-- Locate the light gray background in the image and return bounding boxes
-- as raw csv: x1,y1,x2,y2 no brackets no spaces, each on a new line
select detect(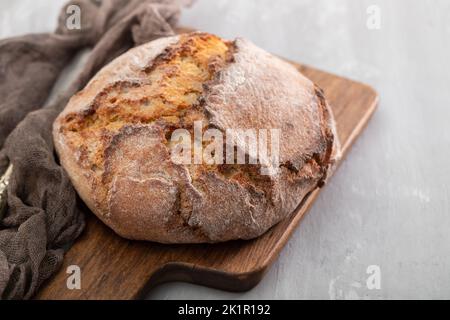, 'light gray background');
1,0,449,299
